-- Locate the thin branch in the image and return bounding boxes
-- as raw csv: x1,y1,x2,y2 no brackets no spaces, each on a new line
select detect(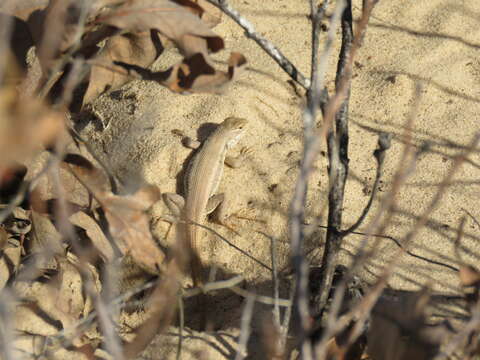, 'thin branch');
314,0,355,318
229,286,291,307
176,296,184,360
454,216,467,266
289,2,346,358
280,277,295,350
234,295,255,360
205,0,310,89
434,302,480,359
342,132,392,235
270,234,281,326
159,217,272,272
321,132,480,355
308,0,330,112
